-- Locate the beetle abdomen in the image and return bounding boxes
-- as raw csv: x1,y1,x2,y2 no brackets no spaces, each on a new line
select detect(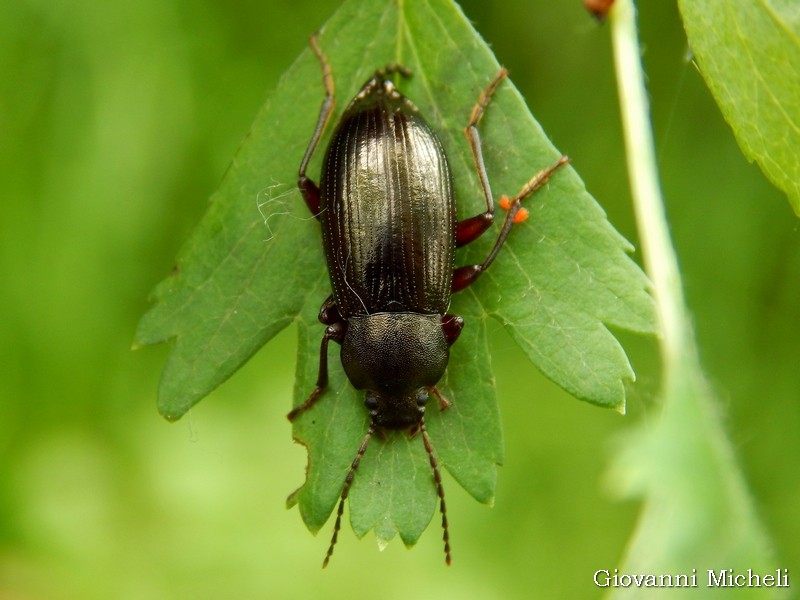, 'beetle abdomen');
320,80,455,317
